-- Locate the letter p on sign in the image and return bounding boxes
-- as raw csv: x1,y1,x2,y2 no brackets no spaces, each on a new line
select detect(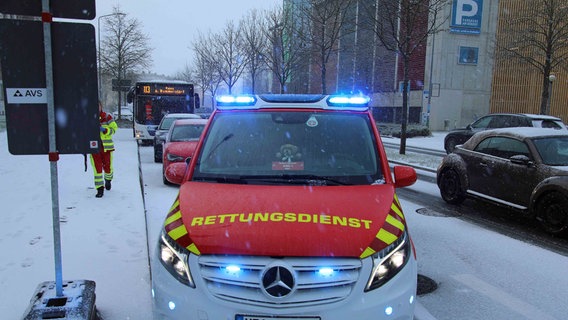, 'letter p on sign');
455,0,478,25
